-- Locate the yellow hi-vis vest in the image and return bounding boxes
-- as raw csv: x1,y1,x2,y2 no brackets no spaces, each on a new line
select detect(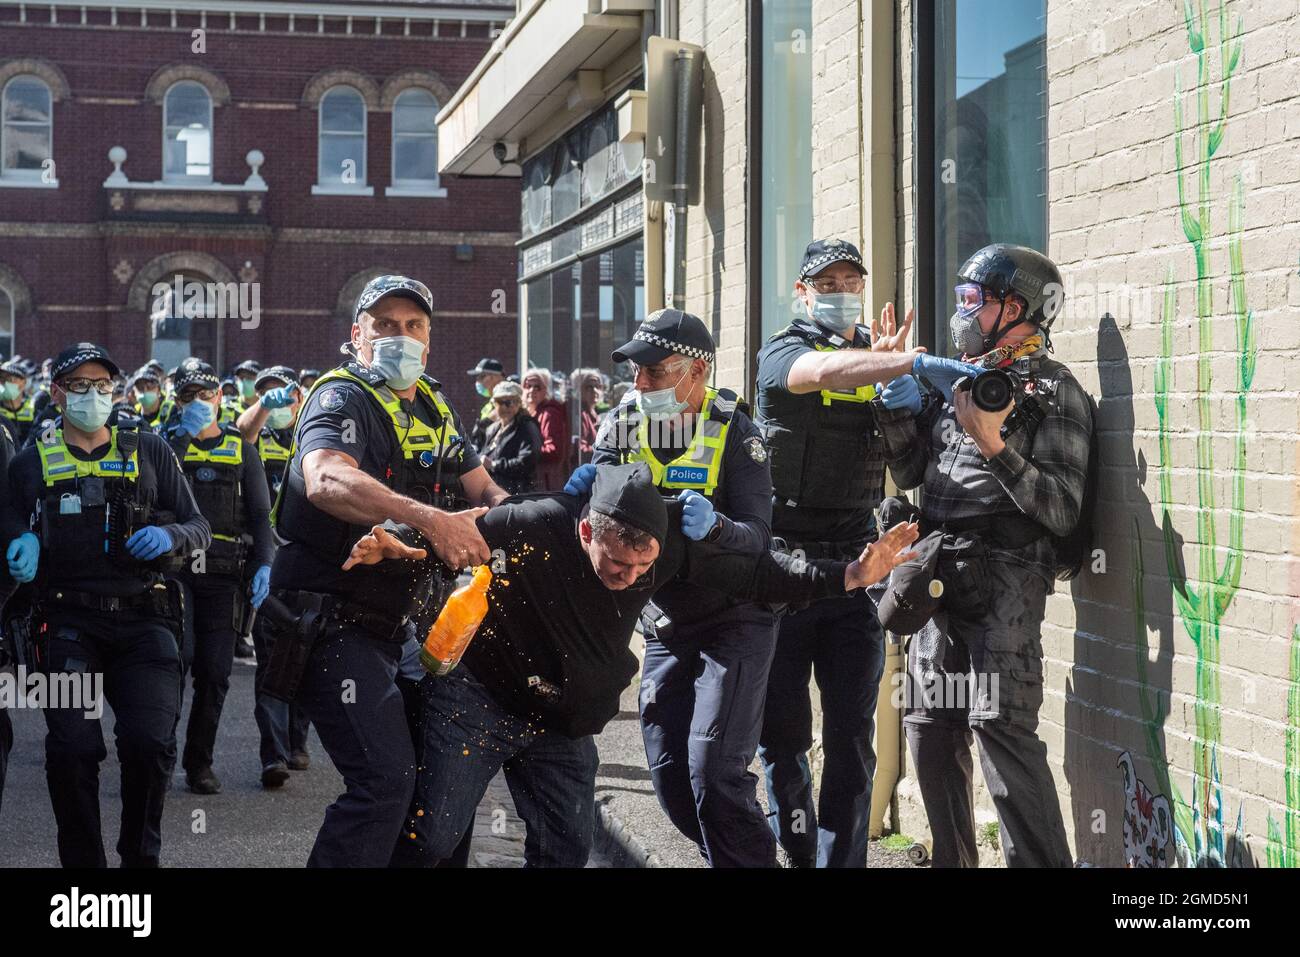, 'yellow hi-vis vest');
617,387,738,498
258,430,291,464
813,342,877,406
1,395,36,427
270,367,460,526
38,427,140,485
